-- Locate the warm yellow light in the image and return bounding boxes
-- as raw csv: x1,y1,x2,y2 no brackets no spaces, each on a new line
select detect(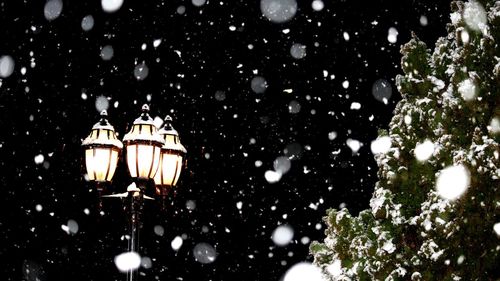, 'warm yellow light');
85,147,119,182
154,152,183,186
123,105,165,180
82,110,123,183
154,115,187,189
126,143,161,179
